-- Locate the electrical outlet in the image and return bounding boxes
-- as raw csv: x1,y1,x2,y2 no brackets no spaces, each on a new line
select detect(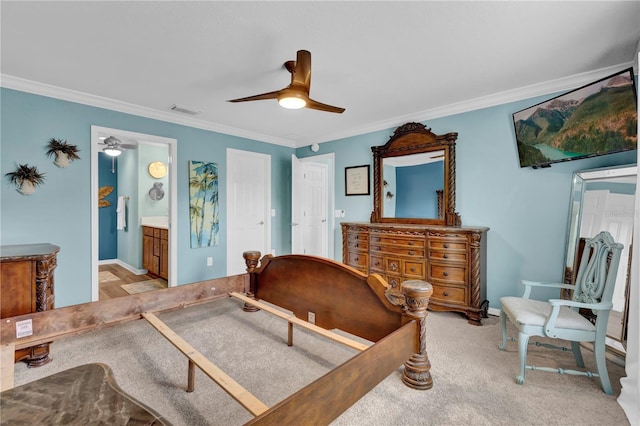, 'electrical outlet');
308,312,316,324
207,257,213,266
